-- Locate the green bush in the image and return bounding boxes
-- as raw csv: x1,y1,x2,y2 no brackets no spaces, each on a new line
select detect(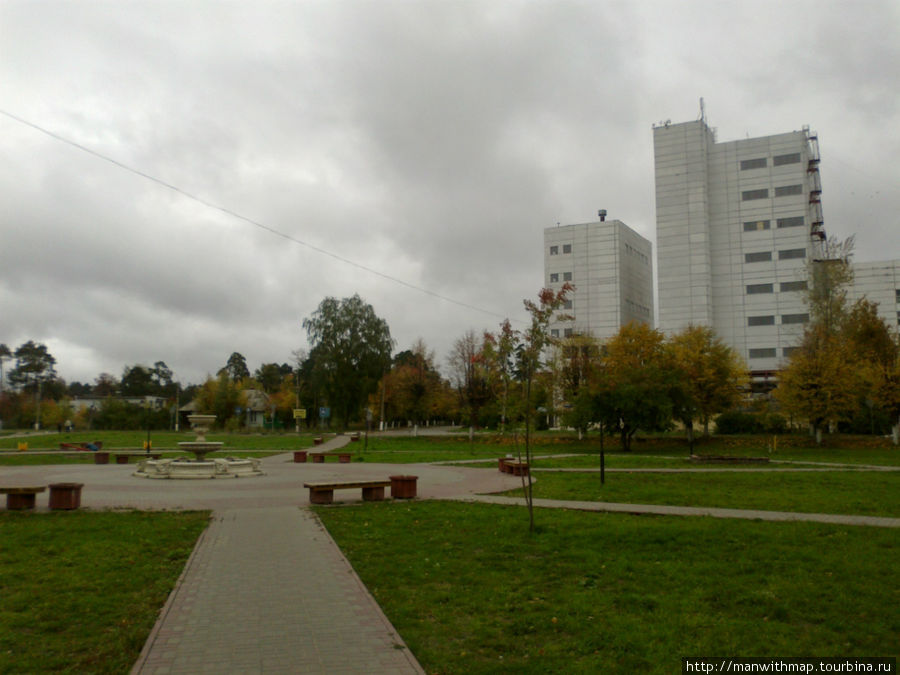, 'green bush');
716,410,789,435
715,410,762,434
